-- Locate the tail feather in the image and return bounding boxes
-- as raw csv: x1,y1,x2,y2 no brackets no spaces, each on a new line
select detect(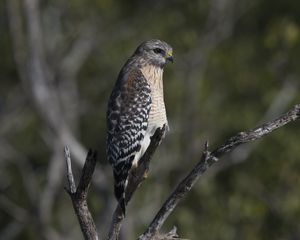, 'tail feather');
114,182,126,215
113,159,133,215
